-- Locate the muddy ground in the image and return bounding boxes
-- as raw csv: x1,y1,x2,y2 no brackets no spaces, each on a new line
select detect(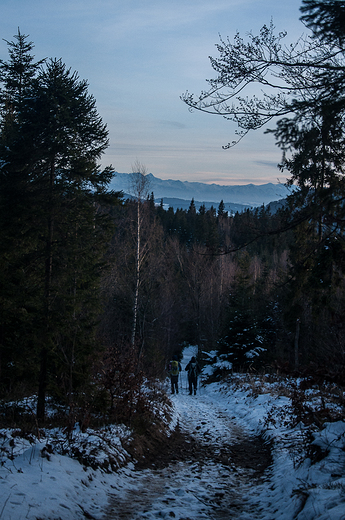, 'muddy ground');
132,423,272,476
103,413,273,520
